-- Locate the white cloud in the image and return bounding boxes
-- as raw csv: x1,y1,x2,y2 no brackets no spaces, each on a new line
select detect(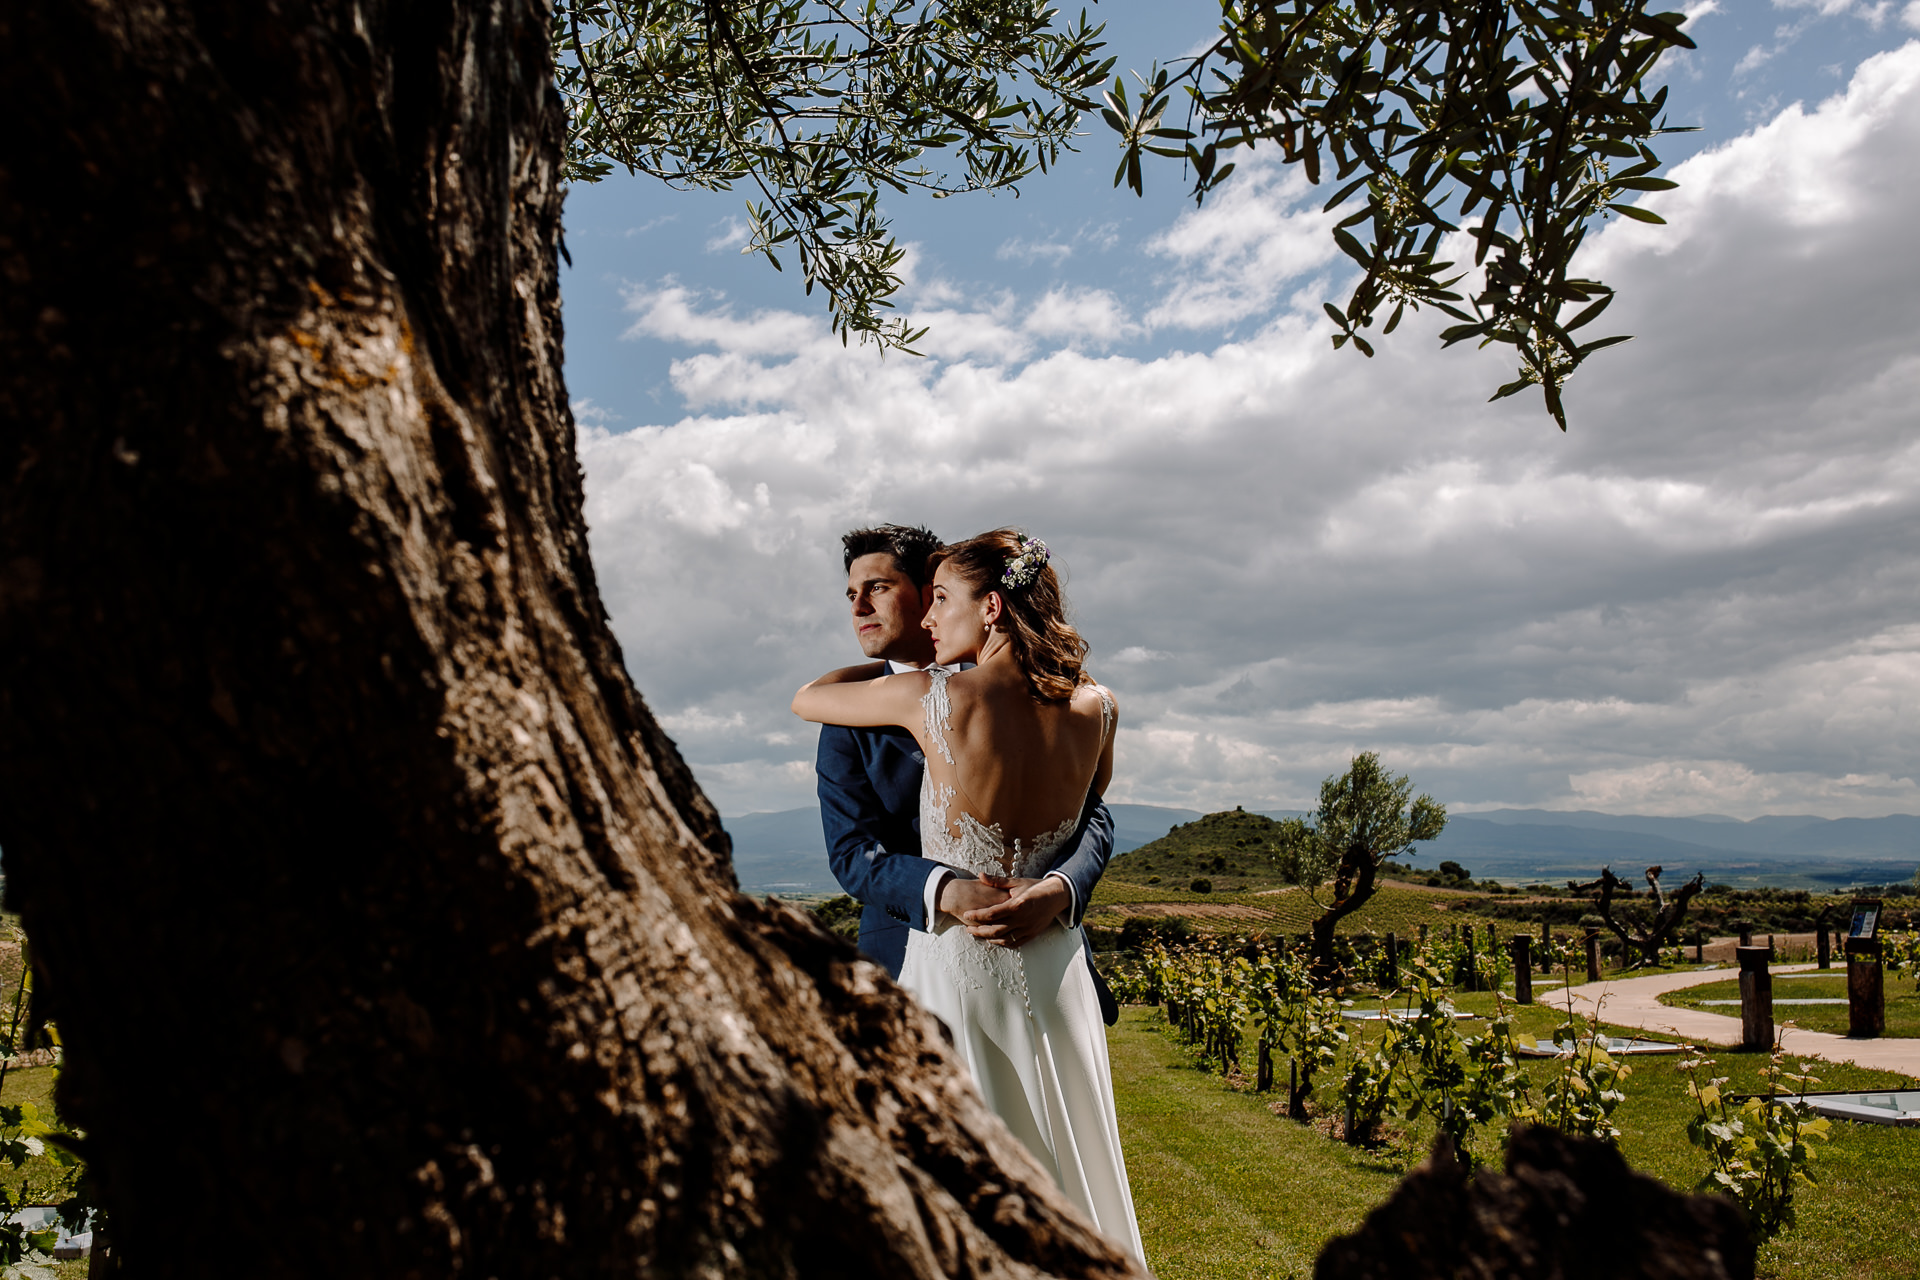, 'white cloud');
997,237,1074,264
1734,0,1902,82
1023,287,1141,346
705,218,750,253
1774,0,1894,23
1143,157,1342,330
579,44,1920,820
1111,646,1173,664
